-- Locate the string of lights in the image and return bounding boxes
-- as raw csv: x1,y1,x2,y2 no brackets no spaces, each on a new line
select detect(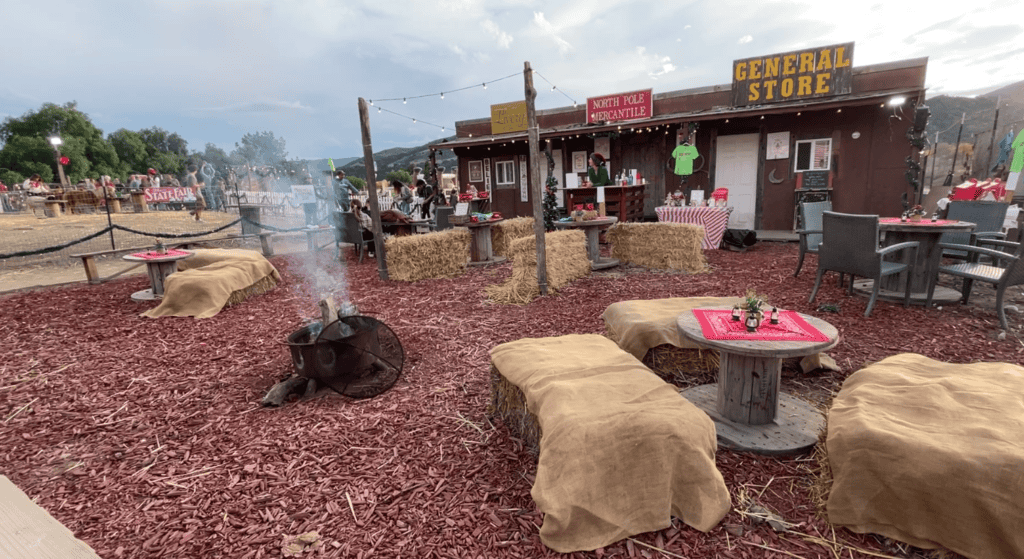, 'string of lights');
374,105,450,132
533,70,579,108
369,71,521,105
367,66,584,137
